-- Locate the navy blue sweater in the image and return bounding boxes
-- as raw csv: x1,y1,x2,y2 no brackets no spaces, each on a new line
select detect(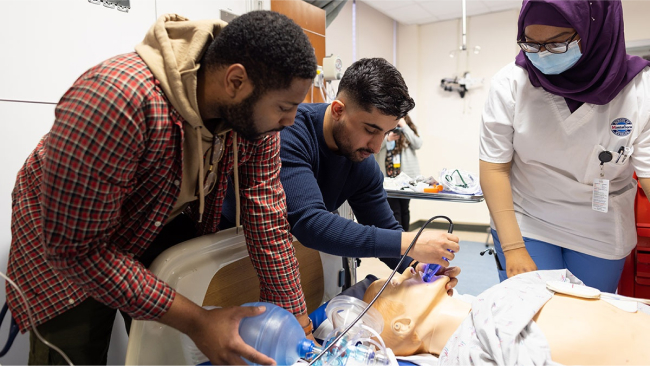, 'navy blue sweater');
222,103,411,271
